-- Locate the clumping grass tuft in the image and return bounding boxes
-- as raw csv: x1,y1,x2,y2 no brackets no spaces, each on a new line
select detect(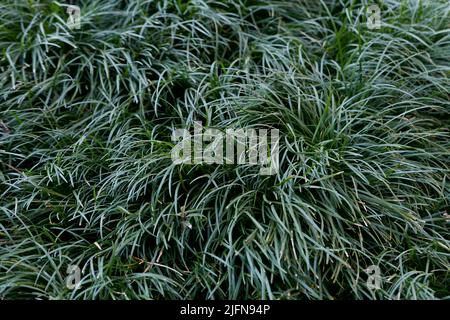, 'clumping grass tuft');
0,0,449,299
